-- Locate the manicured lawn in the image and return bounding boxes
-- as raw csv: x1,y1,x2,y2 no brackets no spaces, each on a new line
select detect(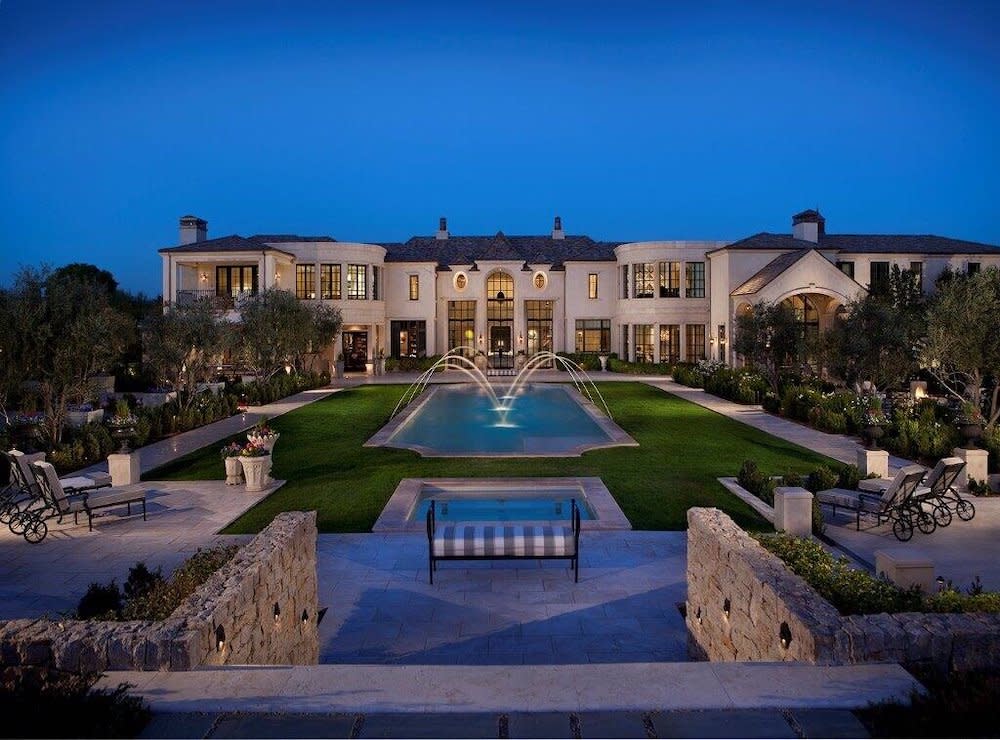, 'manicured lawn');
146,382,834,533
